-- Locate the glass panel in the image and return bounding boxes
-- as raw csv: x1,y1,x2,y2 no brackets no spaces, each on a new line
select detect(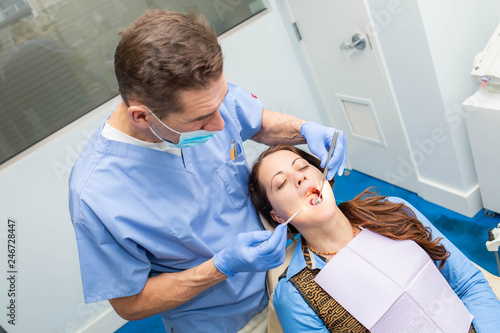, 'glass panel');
157,0,267,35
0,0,266,165
0,0,32,30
